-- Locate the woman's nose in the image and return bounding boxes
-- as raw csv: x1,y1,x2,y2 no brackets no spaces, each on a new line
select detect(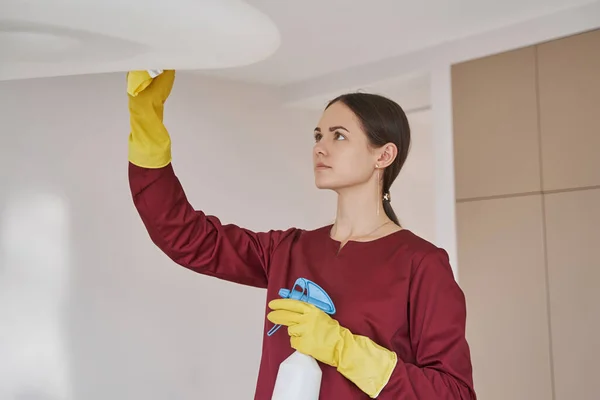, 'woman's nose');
314,142,327,156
